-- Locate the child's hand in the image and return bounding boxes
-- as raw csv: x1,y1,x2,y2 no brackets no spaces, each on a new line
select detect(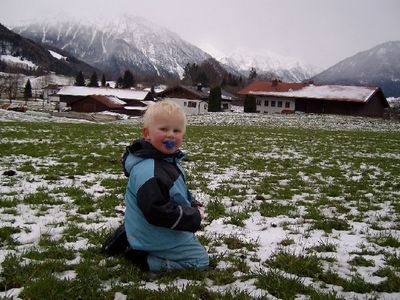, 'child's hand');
197,206,205,220
191,199,203,207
